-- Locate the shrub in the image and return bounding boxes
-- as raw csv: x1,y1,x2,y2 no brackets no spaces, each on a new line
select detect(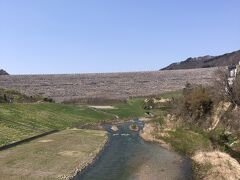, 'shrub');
43,97,54,103
0,88,42,103
185,85,213,117
143,98,154,110
172,84,213,126
131,123,137,129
